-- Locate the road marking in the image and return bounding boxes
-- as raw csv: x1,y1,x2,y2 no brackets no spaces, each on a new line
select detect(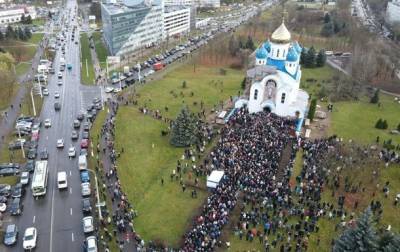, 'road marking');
33,215,36,223
49,185,55,252
70,208,73,215
69,170,72,176
71,232,74,242
69,187,72,194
